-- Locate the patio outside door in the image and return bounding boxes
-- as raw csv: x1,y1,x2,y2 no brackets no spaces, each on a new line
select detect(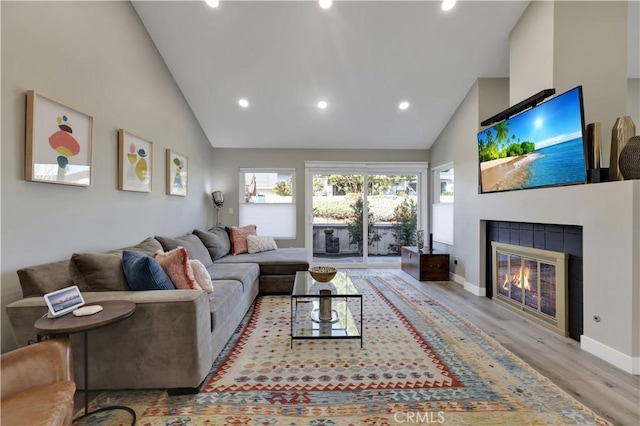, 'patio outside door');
307,163,426,268
311,173,365,266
